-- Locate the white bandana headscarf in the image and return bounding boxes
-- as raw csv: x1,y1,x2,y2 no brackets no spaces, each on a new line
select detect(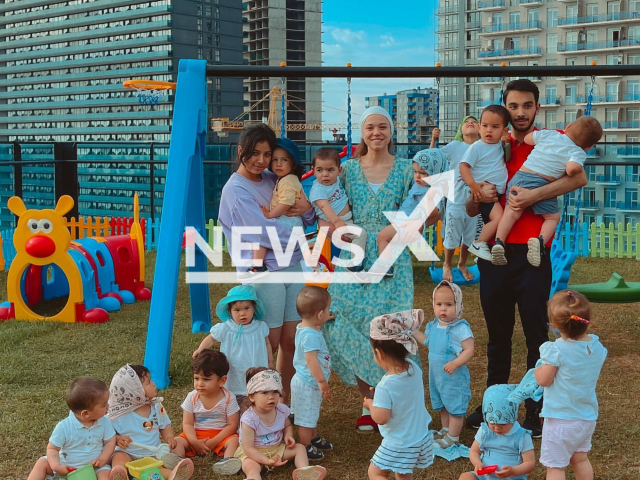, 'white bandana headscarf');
369,309,424,355
108,364,163,420
433,280,464,323
360,106,394,136
246,369,283,395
